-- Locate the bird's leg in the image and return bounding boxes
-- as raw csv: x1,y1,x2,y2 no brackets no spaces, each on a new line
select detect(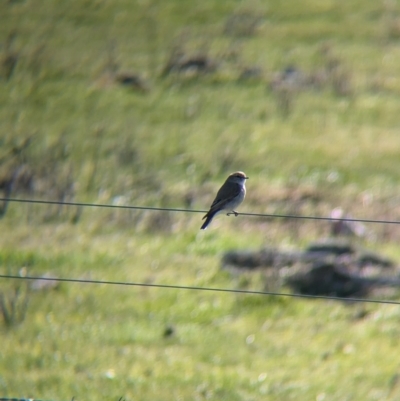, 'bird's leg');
227,210,239,217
